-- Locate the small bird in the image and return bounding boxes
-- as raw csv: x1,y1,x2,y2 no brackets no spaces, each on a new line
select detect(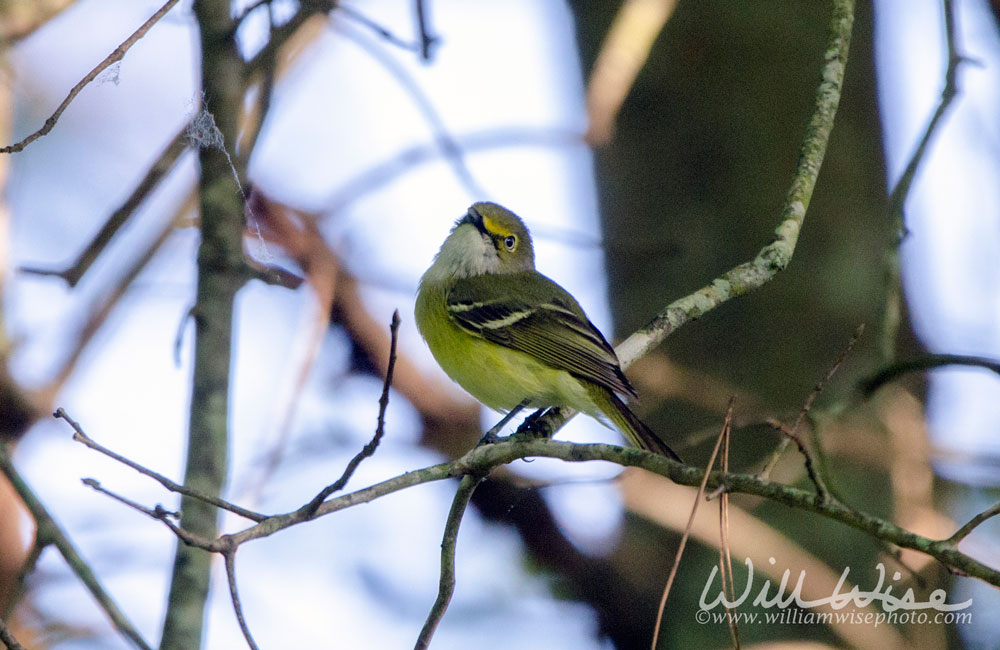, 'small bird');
415,201,680,460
